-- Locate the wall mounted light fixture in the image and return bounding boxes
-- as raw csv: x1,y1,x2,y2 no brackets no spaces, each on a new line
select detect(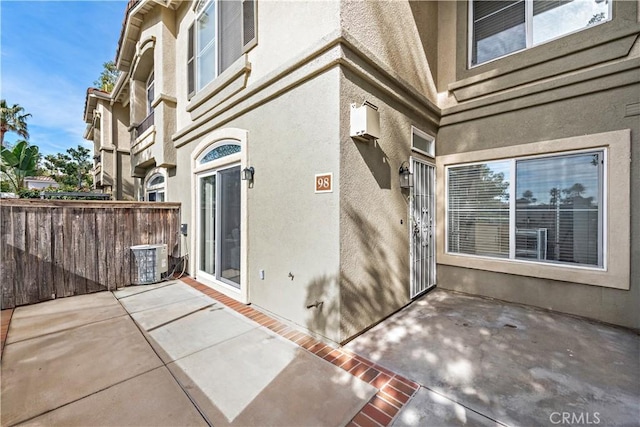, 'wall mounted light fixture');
399,162,413,189
241,166,255,181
